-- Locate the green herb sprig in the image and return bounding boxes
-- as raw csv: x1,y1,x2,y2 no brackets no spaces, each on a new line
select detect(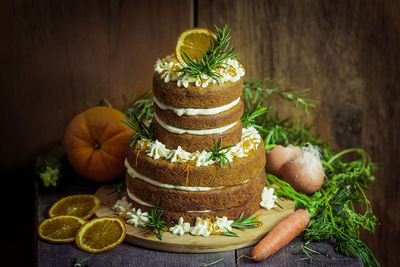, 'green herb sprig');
176,25,237,82
123,91,154,122
223,212,262,237
231,212,262,229
206,138,234,168
122,113,154,147
145,202,169,240
291,242,335,265
202,258,225,267
243,78,318,116
241,101,269,129
242,78,323,149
